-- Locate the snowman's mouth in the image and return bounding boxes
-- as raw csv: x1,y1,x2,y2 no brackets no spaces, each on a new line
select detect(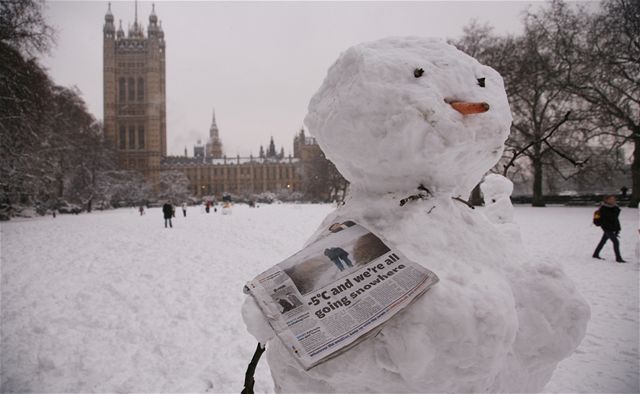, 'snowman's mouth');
444,99,490,115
